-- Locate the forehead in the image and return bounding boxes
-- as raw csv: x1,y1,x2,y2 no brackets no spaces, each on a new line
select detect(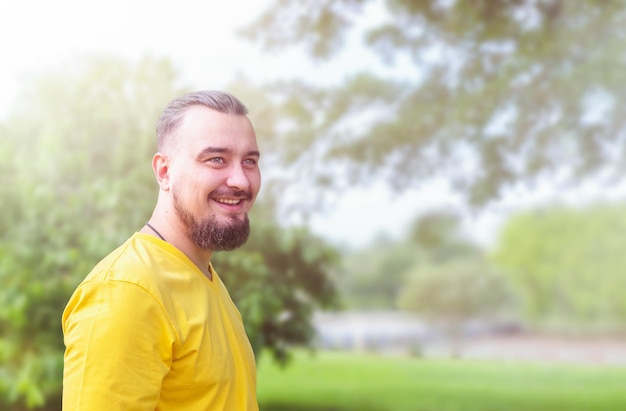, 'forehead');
175,106,258,154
